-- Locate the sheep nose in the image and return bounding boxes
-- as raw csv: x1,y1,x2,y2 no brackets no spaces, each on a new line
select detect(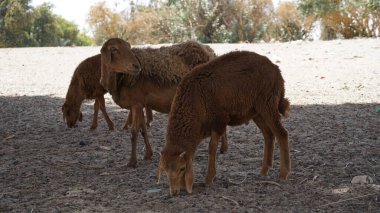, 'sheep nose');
133,64,141,74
